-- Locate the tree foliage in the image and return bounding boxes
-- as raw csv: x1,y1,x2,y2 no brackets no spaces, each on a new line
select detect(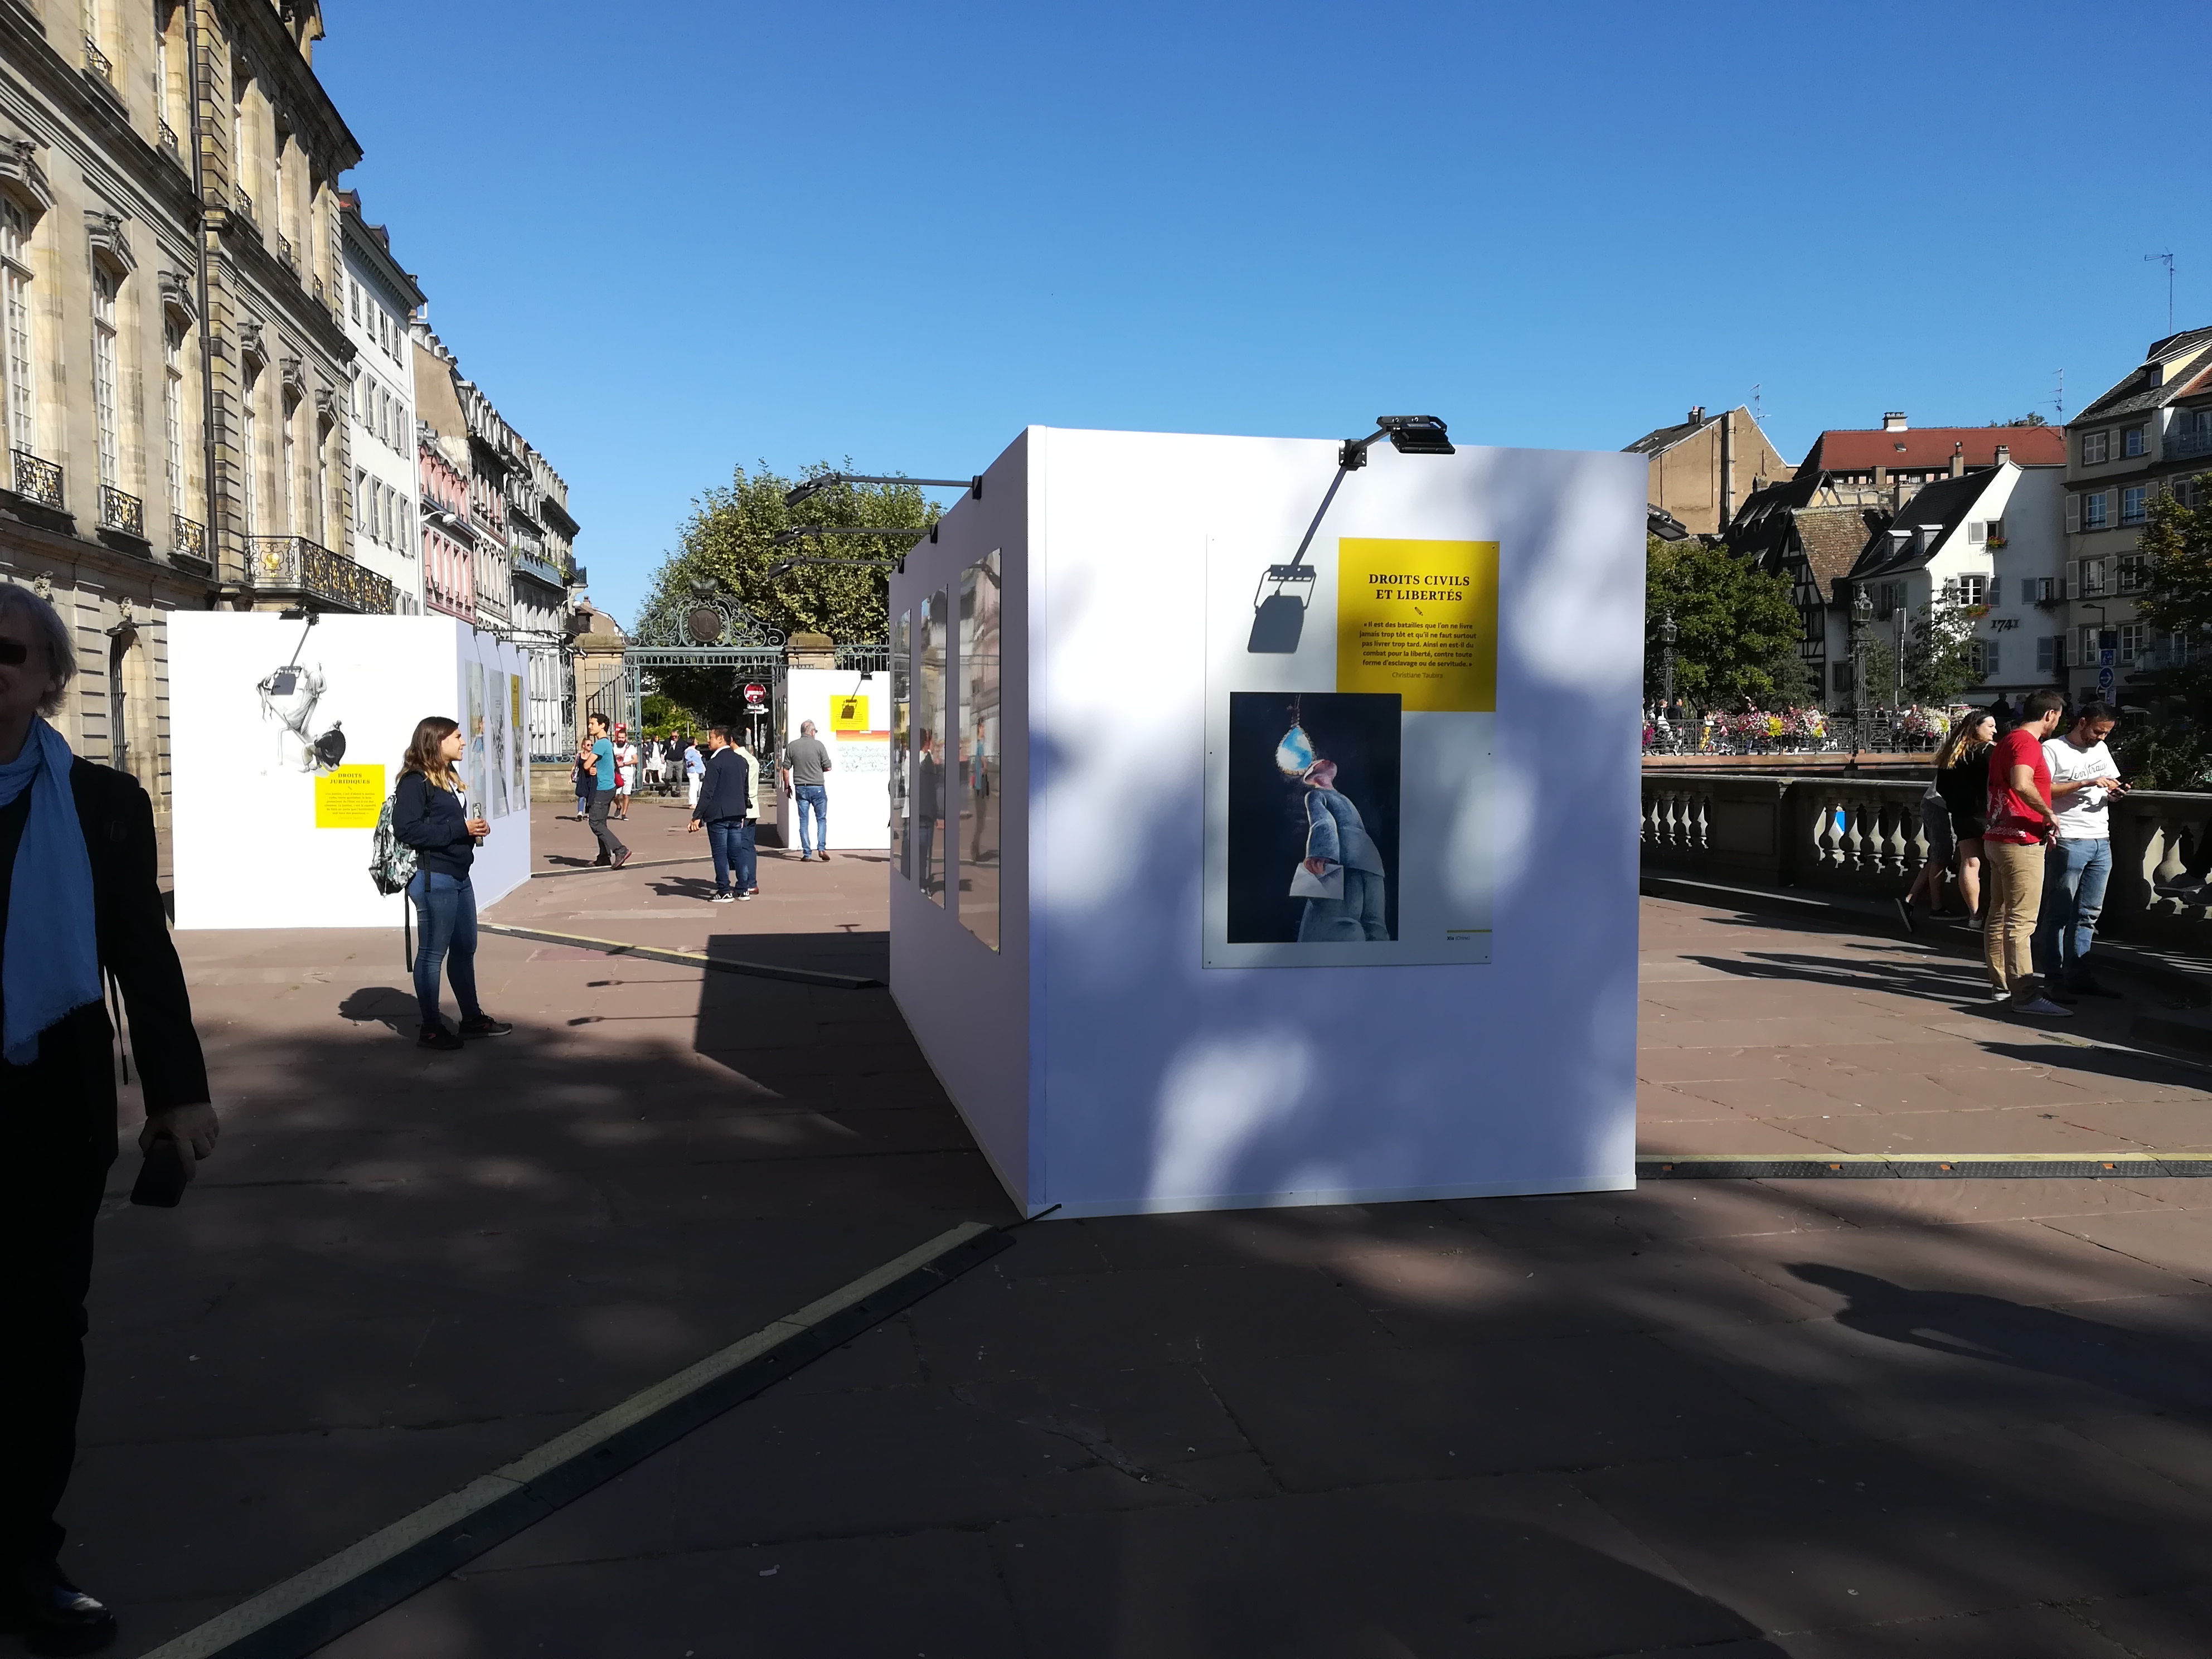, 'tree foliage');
636,464,938,648
1901,598,1980,707
2129,477,2212,642
1644,535,1807,709
633,464,938,720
